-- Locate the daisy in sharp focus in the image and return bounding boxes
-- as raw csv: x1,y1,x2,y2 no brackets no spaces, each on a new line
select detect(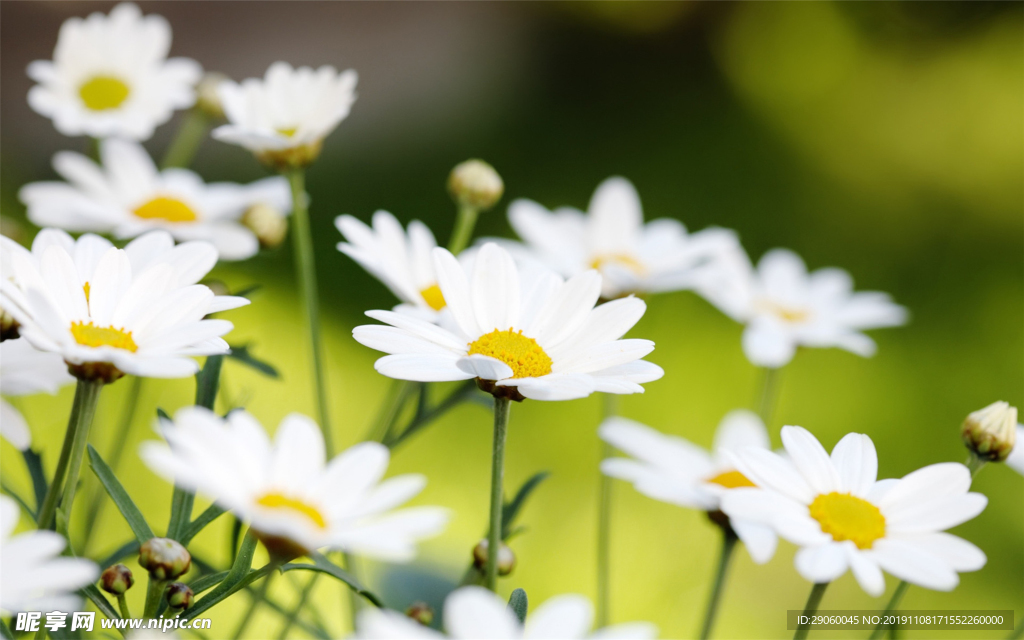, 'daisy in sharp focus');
0,495,98,614
140,407,448,561
353,243,664,401
27,3,201,141
721,426,988,596
0,229,244,382
505,177,739,300
355,585,657,639
697,247,907,369
0,339,74,450
600,410,778,563
212,62,358,169
20,139,291,261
